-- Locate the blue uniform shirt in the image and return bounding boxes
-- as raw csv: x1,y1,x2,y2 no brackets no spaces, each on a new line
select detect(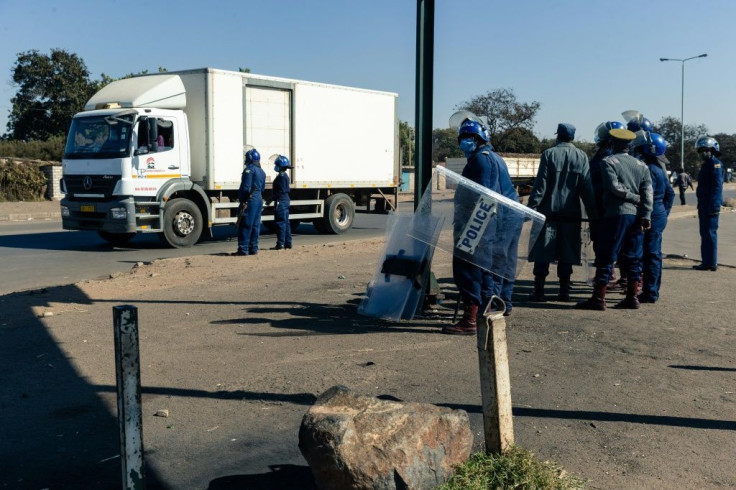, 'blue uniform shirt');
696,156,724,214
644,156,675,219
272,171,291,202
239,163,266,202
